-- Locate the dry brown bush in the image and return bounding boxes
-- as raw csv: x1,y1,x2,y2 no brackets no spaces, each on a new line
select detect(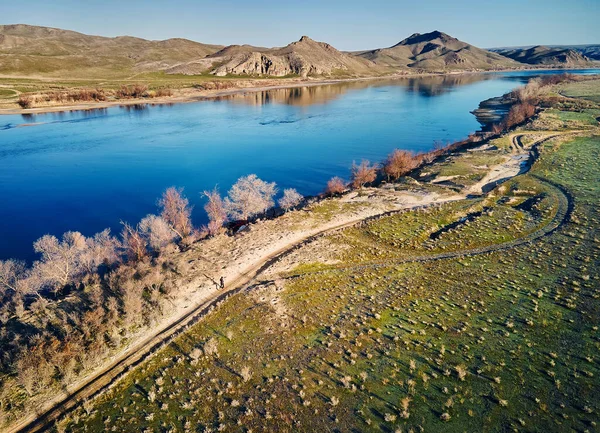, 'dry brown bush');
383,149,418,181
116,84,149,99
351,160,378,189
503,101,536,129
17,95,33,109
155,88,173,97
325,176,346,196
